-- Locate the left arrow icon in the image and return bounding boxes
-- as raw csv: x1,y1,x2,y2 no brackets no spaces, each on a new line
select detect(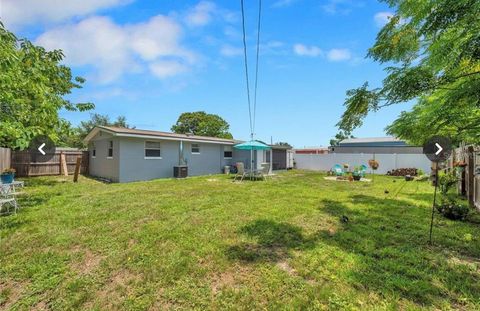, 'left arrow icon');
38,143,46,155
